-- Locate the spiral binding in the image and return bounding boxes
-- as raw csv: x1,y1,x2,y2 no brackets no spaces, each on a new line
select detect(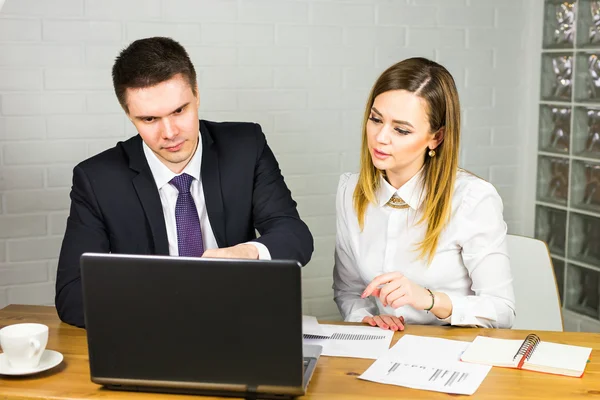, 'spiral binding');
512,333,541,362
